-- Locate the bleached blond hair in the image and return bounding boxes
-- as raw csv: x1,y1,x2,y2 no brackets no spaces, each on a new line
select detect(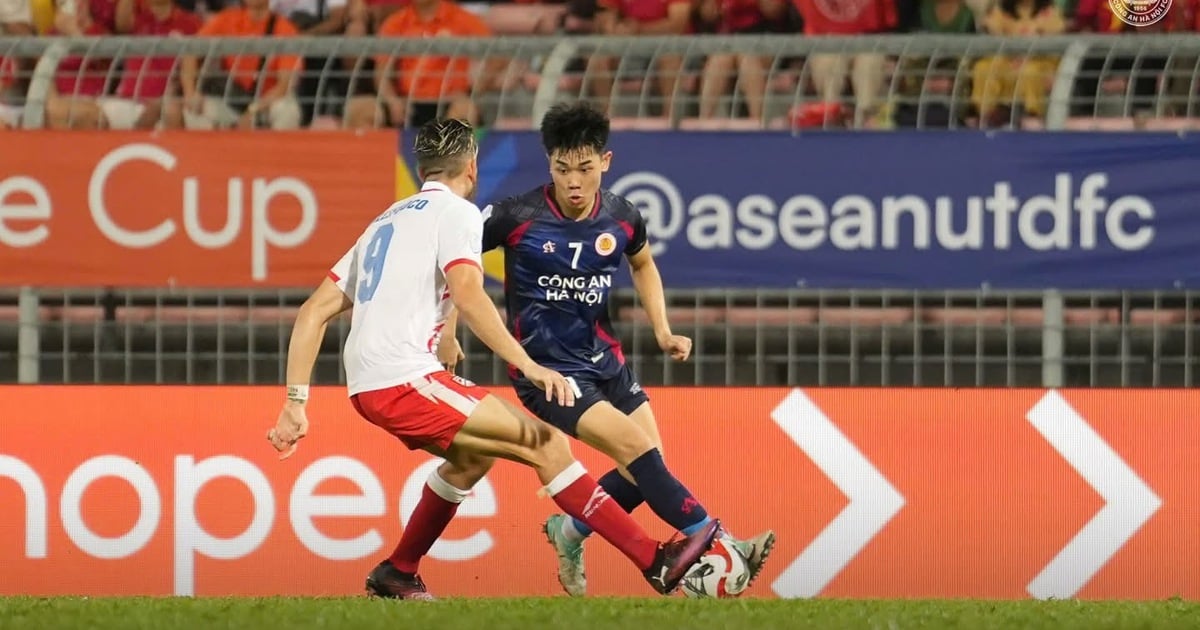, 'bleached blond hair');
413,118,478,179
